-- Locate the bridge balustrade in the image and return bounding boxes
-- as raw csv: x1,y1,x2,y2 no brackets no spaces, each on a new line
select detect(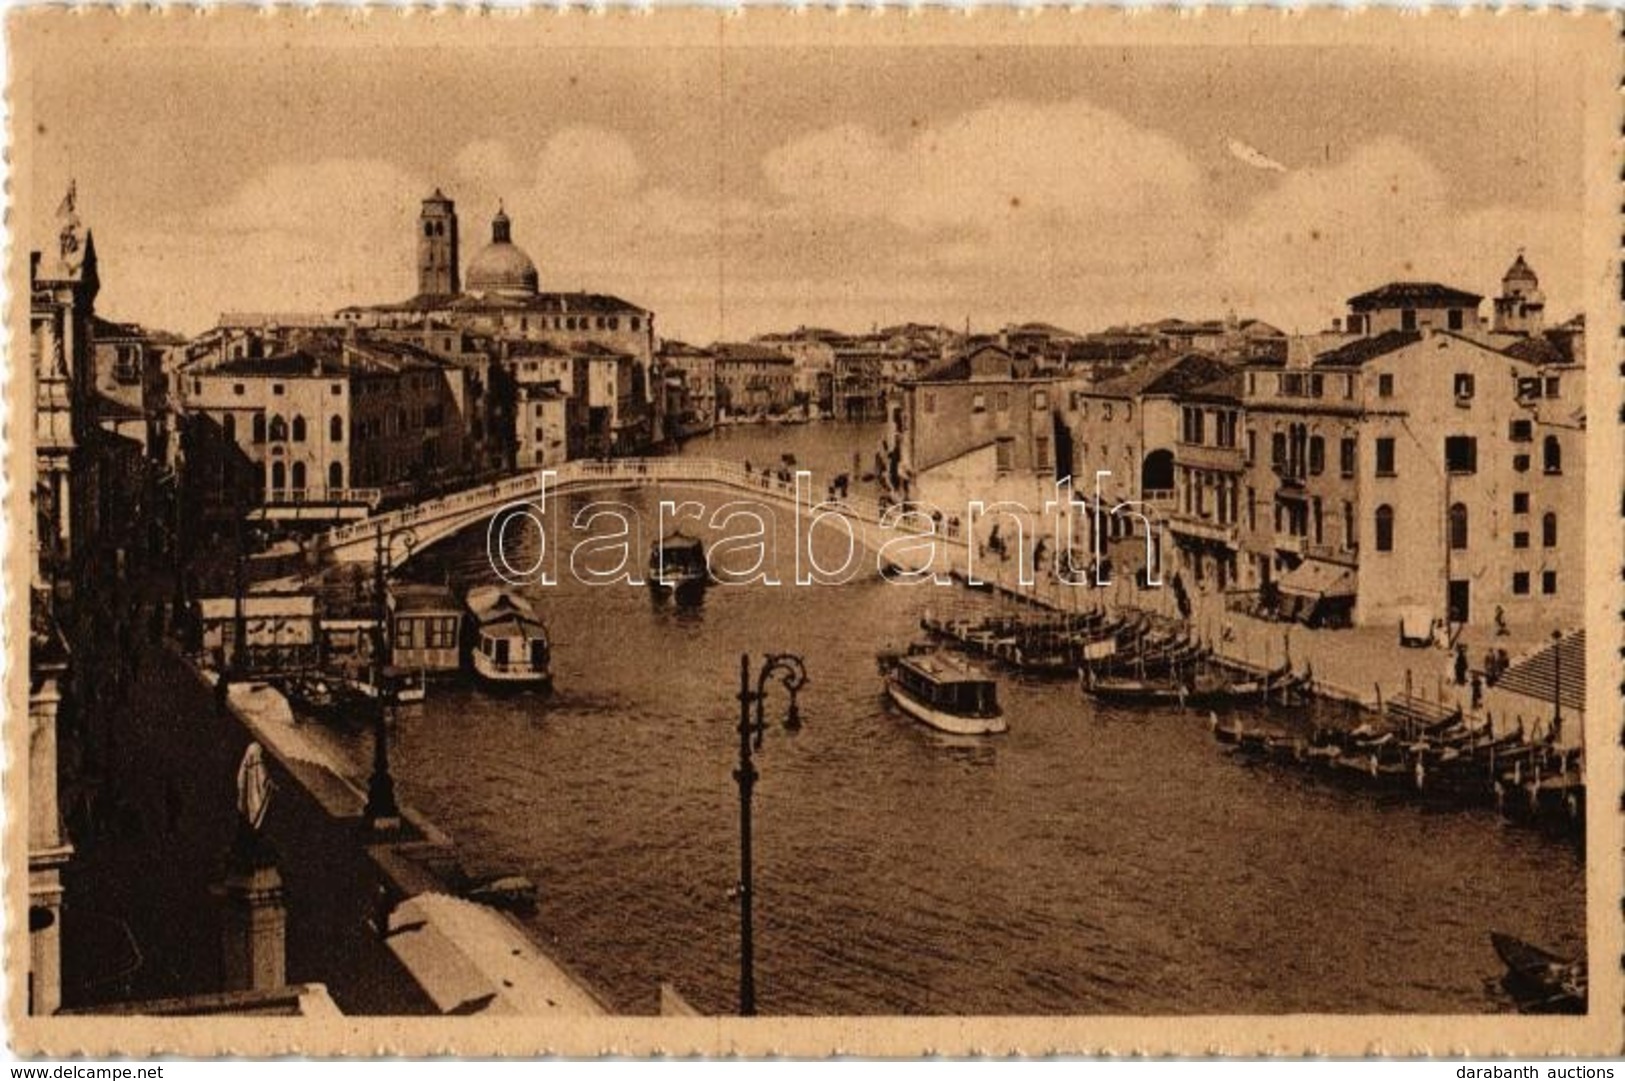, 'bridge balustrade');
319,457,961,564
